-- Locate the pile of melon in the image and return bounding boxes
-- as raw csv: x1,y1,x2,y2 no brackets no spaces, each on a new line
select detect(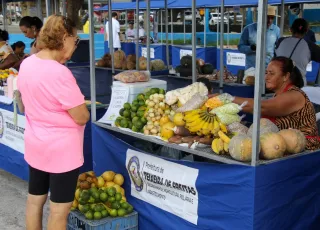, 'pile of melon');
228,118,306,162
